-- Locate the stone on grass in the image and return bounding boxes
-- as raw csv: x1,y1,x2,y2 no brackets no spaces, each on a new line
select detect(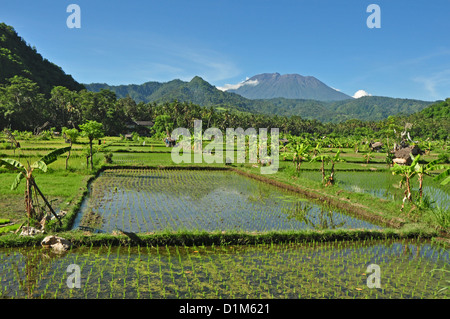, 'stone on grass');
41,235,72,253
20,226,43,237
